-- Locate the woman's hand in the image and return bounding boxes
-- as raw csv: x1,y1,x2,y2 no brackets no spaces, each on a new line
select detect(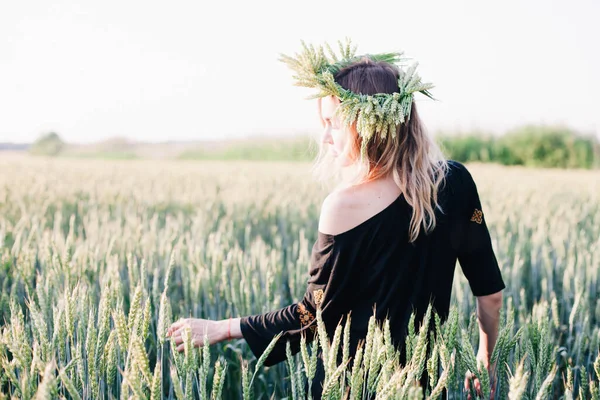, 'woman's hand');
464,351,497,400
166,318,227,352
